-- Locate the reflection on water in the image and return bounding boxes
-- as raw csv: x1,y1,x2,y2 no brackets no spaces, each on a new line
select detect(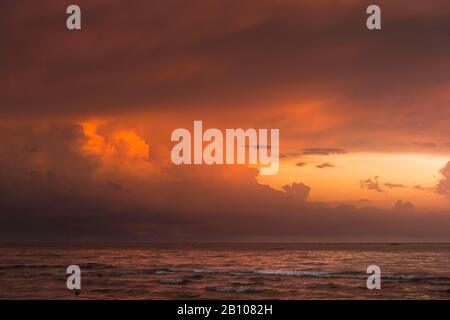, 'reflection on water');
1,243,449,299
